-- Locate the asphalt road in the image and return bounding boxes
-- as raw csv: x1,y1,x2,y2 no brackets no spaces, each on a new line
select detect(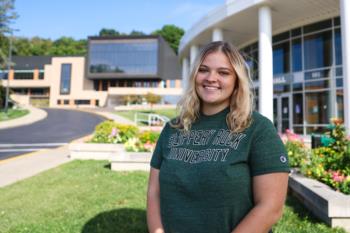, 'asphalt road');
0,108,105,160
